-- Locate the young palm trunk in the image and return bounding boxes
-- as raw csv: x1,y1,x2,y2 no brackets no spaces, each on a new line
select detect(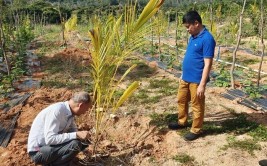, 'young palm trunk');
230,0,246,88
58,3,67,47
257,0,265,87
